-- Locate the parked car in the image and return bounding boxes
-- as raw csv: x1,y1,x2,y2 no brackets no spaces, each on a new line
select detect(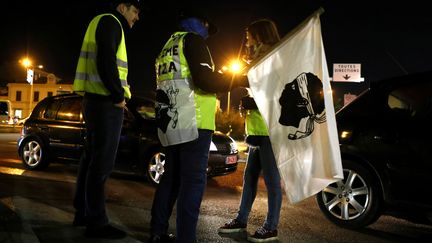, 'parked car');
17,93,238,186
0,99,12,124
316,71,432,229
16,116,29,126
